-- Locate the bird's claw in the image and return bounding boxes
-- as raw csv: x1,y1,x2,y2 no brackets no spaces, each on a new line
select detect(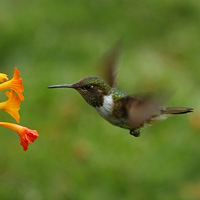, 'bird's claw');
130,129,140,137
